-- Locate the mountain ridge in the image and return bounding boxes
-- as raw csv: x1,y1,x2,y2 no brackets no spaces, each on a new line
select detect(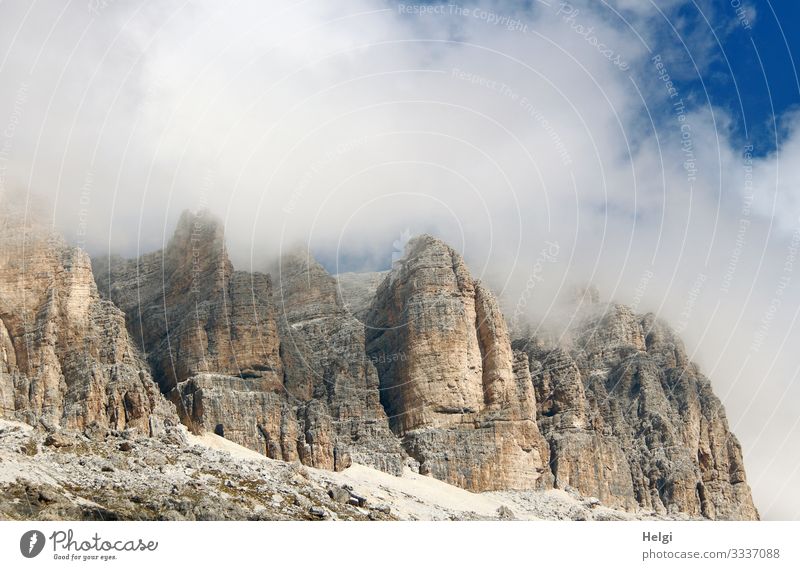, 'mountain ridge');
0,205,758,520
